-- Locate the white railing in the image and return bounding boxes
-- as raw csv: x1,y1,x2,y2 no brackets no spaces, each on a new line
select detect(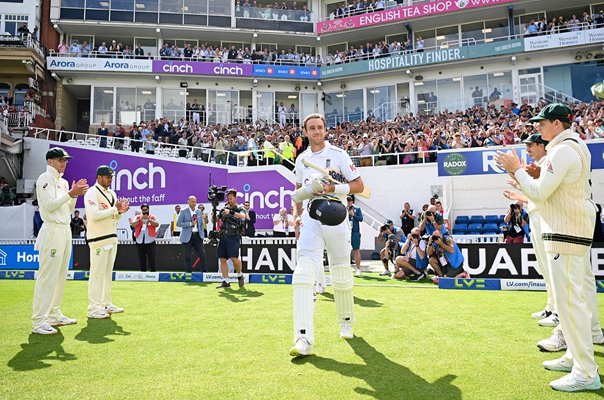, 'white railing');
29,127,296,170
